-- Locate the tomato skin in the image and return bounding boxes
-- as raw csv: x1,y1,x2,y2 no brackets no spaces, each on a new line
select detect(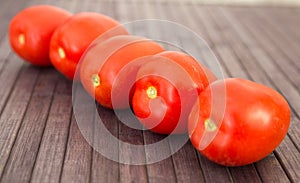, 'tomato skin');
9,5,72,66
49,12,128,79
188,78,290,166
80,35,164,109
132,51,217,134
